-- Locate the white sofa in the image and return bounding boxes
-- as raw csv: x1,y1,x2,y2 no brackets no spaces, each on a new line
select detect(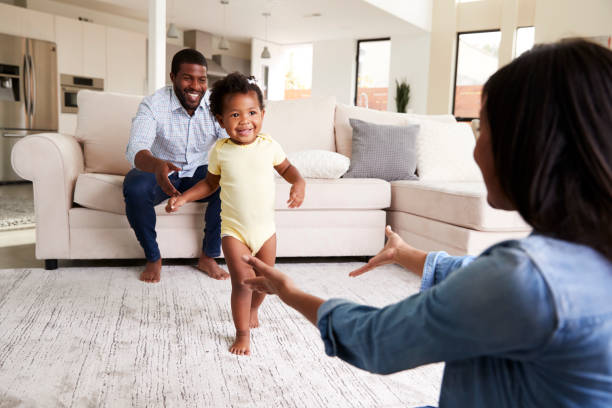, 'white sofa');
12,90,530,269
